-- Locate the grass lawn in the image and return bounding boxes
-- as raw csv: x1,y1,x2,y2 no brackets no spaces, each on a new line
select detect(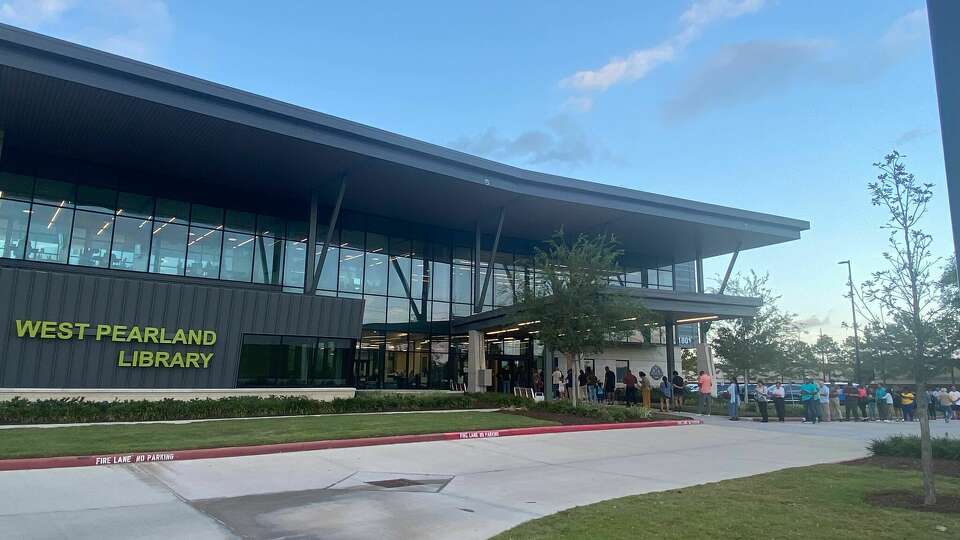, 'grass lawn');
0,411,555,459
493,463,960,540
